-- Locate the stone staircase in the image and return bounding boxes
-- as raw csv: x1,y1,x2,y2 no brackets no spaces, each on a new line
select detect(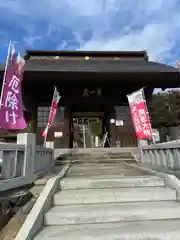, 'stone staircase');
34,151,180,239
57,150,136,165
